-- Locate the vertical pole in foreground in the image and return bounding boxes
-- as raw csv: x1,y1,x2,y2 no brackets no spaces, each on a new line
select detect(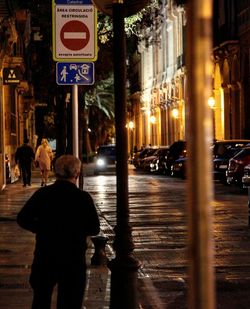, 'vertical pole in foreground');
72,84,79,158
186,1,215,309
108,1,141,309
72,84,79,186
